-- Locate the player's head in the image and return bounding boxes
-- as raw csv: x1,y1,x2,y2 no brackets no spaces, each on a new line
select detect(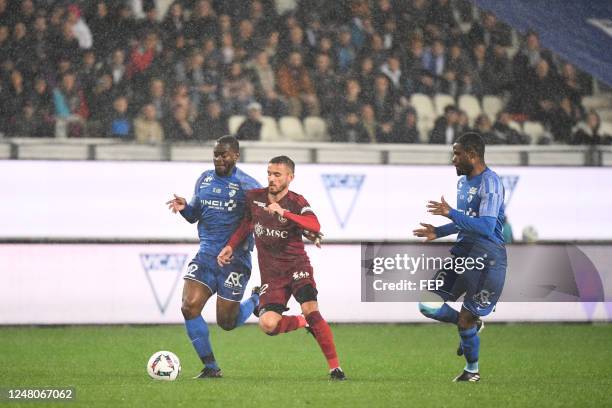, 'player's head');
267,156,295,195
452,132,485,176
213,135,240,176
